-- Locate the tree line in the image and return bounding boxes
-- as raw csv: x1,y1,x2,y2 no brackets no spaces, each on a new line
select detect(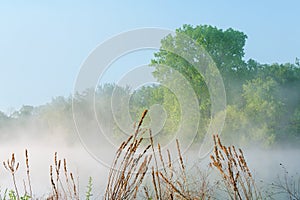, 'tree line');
1,24,299,147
